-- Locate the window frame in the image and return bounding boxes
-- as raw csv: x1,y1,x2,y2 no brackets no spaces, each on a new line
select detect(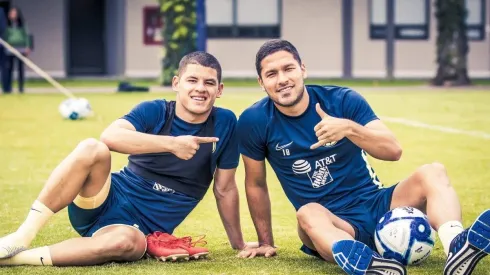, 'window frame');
466,0,486,41
369,0,431,40
206,0,282,39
